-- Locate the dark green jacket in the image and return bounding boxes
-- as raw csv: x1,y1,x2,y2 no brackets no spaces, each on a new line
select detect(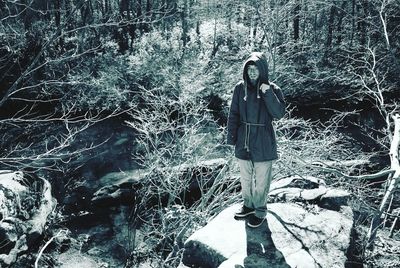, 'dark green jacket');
227,52,286,162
